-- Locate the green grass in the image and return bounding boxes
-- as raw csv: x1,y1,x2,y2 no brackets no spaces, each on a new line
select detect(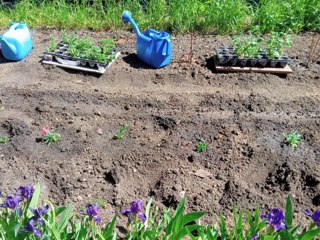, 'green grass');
253,0,320,33
0,0,318,34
